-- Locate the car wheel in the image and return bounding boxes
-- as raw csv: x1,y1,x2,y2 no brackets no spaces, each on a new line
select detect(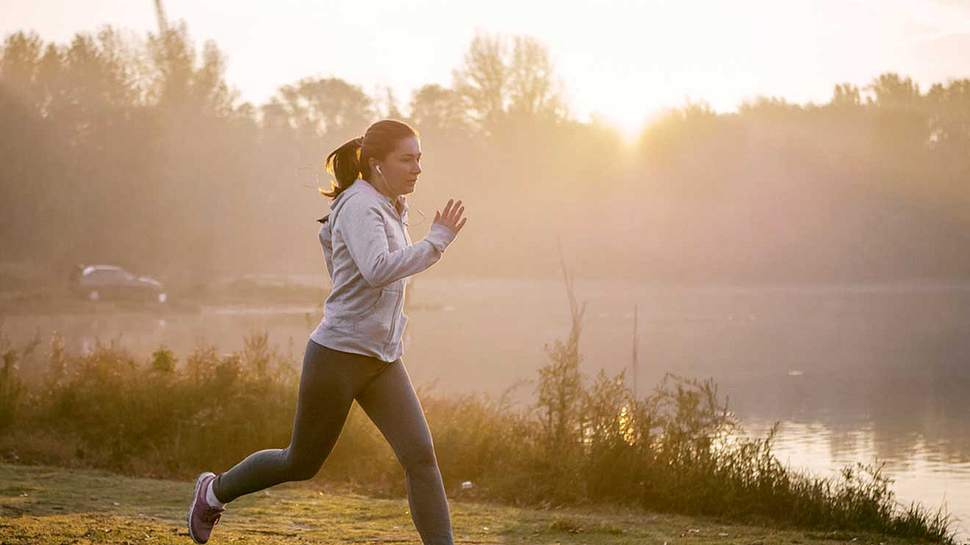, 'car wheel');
87,290,100,301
